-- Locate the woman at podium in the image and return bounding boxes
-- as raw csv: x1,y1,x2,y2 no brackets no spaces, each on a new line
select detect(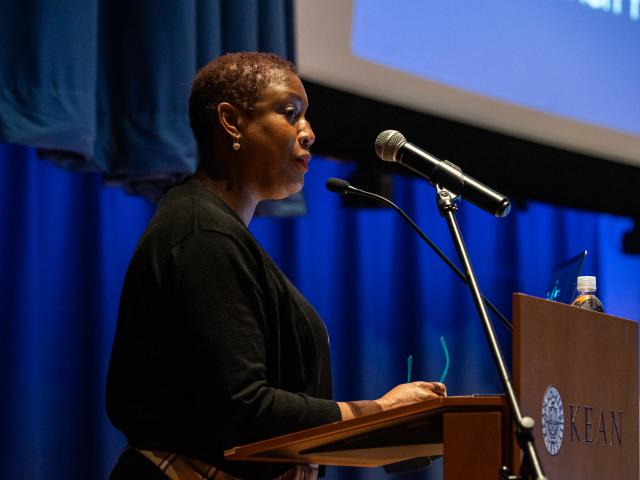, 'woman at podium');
105,52,446,480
